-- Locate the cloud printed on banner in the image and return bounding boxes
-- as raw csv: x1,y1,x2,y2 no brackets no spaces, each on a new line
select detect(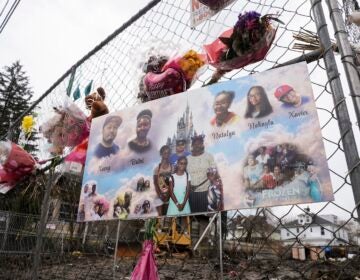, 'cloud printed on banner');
214,152,250,210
